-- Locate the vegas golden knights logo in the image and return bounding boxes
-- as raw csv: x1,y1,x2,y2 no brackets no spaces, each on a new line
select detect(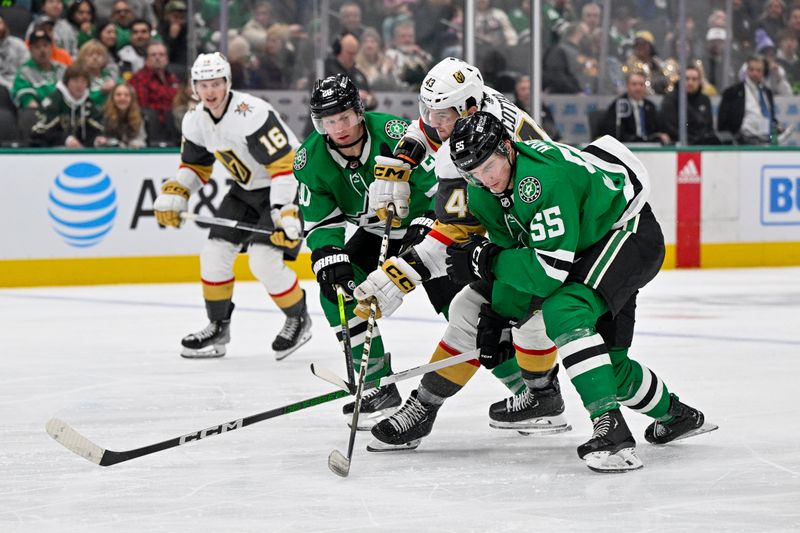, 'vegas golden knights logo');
453,70,465,83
